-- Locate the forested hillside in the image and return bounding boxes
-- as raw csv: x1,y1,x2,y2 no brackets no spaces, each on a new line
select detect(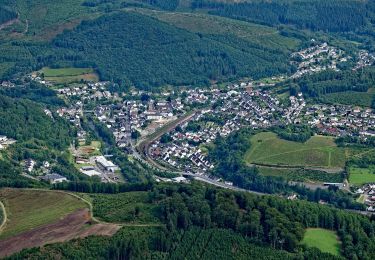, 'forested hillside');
0,0,300,88
0,95,73,149
138,0,180,11
0,94,78,187
0,6,17,25
288,67,375,97
192,0,369,32
51,11,292,89
284,67,375,107
2,0,371,87
8,183,375,259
